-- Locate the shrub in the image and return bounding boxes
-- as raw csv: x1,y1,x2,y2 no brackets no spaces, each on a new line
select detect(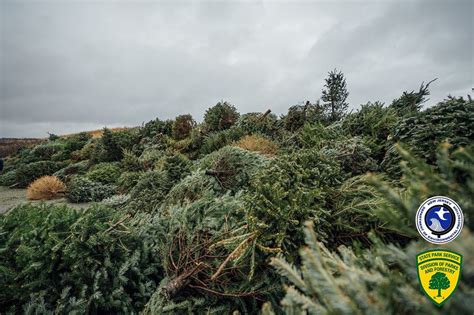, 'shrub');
15,161,64,188
121,149,143,172
128,155,191,213
200,127,246,155
127,171,172,213
63,132,92,155
0,203,163,313
204,101,240,132
234,134,278,155
0,170,17,186
172,114,196,140
198,146,268,192
117,171,144,193
163,171,219,207
27,176,66,200
342,102,399,161
139,146,166,169
66,176,116,203
86,162,121,184
370,143,474,233
236,111,279,136
393,96,473,163
140,118,173,139
265,220,474,315
101,194,131,207
141,194,276,314
29,142,65,161
284,102,323,131
53,160,89,182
